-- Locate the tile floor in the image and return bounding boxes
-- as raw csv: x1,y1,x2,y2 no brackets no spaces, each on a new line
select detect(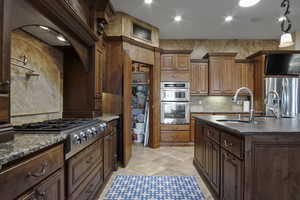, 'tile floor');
99,144,214,200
